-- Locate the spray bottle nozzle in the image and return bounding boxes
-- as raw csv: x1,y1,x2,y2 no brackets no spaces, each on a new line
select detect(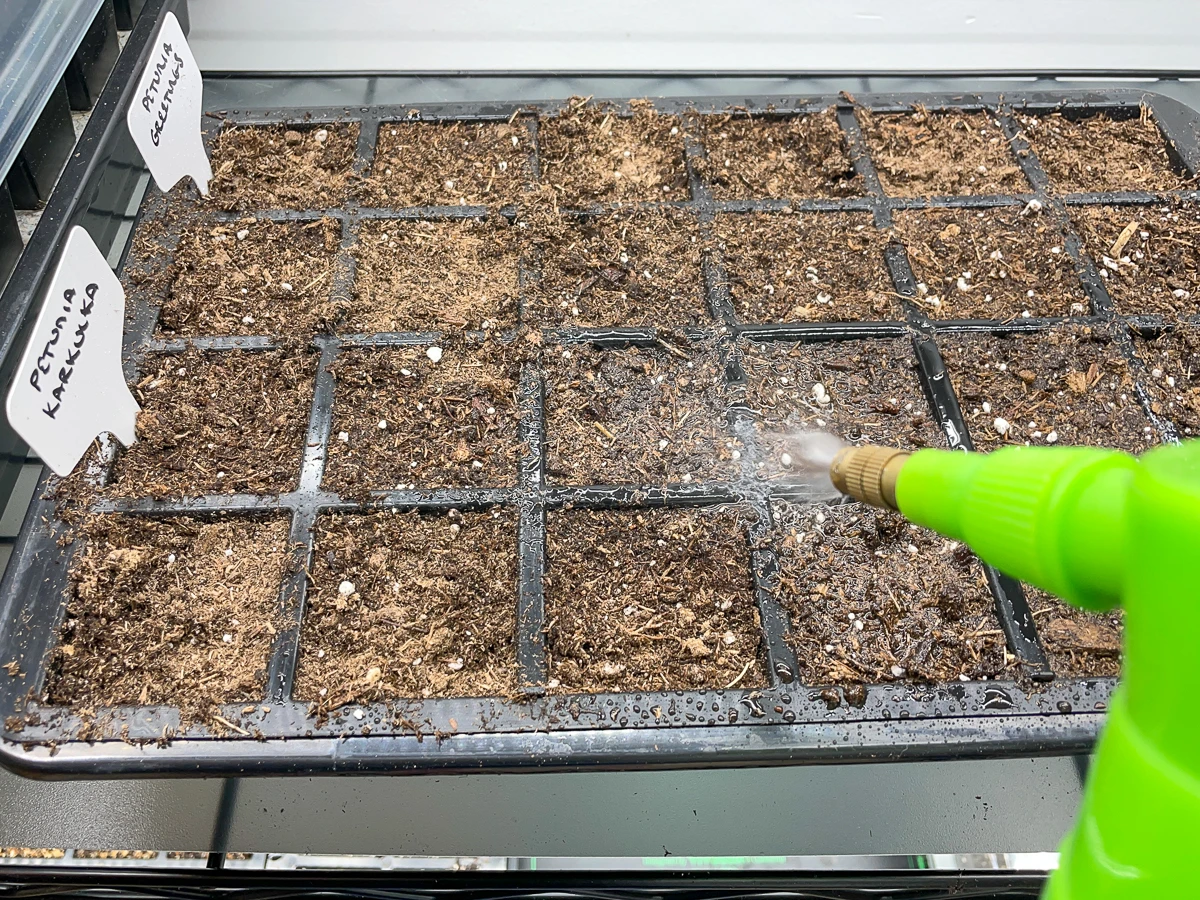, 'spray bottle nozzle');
829,444,911,510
